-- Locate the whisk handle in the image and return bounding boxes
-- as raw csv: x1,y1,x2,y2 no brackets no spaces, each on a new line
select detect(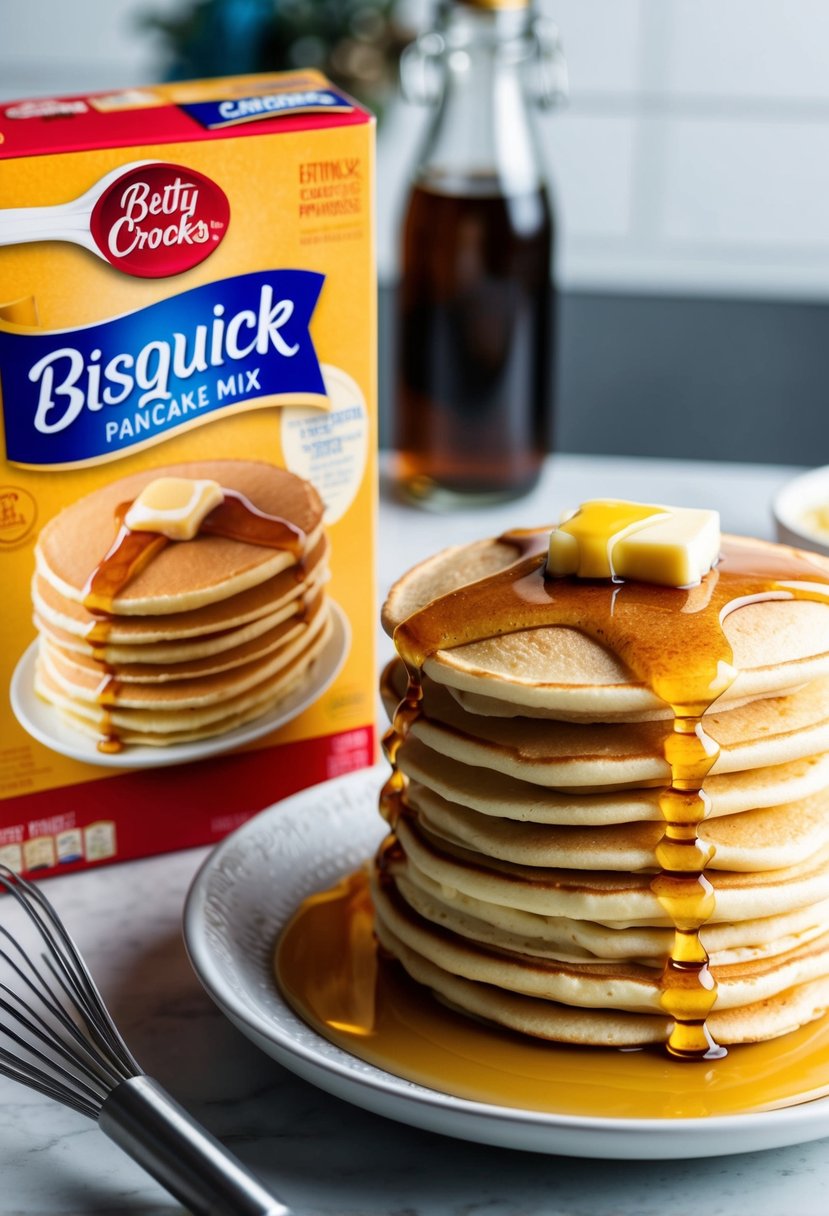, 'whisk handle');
100,1075,290,1216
